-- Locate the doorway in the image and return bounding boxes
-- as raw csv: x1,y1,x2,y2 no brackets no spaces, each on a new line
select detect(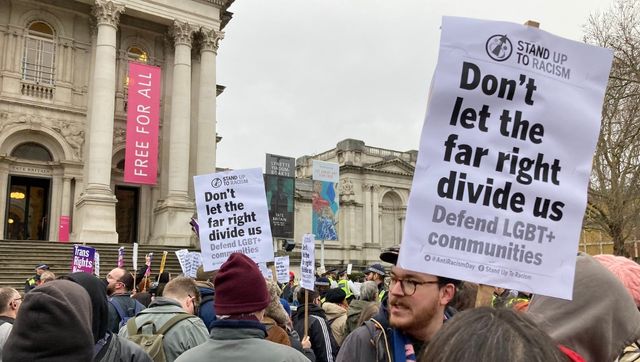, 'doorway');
115,185,139,243
5,176,50,240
